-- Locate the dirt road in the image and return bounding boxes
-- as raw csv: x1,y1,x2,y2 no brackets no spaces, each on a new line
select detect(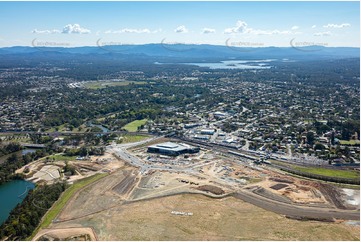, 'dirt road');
234,189,360,221
32,227,97,241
